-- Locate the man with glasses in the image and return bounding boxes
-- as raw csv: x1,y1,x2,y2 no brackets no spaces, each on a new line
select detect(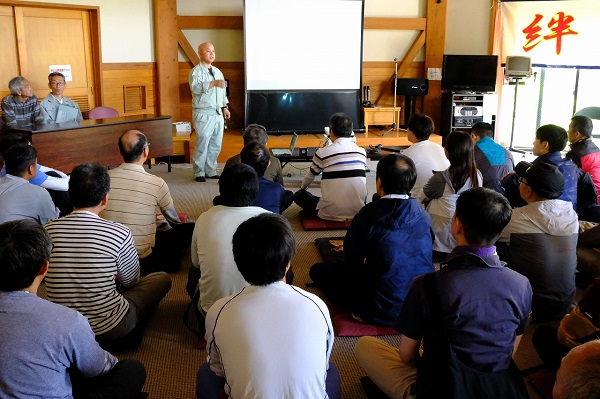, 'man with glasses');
40,72,83,124
497,162,578,322
189,42,229,182
101,129,194,274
